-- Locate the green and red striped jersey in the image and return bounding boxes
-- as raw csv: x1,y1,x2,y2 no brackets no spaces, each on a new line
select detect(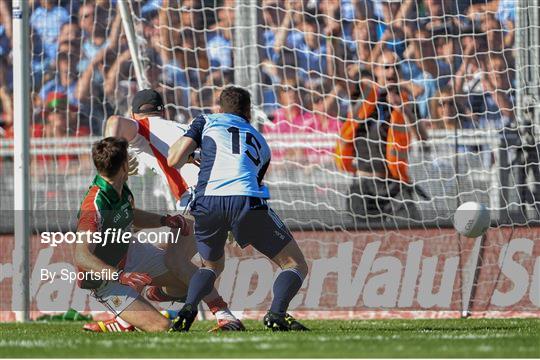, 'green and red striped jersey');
77,175,135,288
